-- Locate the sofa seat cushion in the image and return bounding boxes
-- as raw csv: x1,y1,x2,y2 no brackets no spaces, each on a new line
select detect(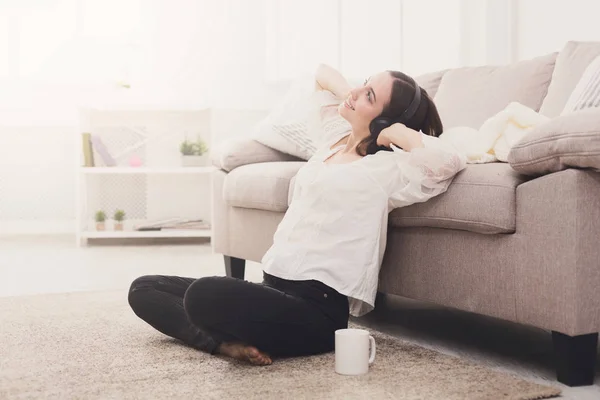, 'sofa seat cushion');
223,161,305,212
389,163,526,234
